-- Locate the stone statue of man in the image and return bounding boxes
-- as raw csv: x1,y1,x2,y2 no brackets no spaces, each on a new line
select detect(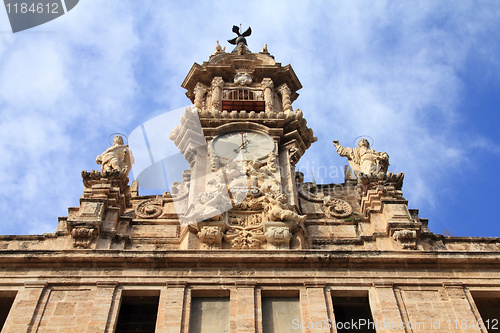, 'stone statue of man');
96,135,134,175
333,138,389,177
